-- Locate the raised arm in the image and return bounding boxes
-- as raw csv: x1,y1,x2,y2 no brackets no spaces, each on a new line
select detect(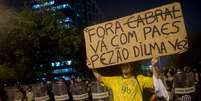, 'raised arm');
151,57,160,78
92,69,102,81
86,58,102,81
